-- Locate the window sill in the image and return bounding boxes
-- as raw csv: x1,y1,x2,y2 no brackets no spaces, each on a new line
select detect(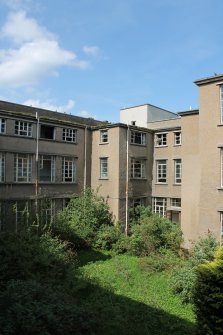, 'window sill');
155,145,168,148
217,187,223,190
99,142,109,145
155,182,168,185
99,178,109,180
130,143,146,147
173,144,182,147
173,183,181,186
